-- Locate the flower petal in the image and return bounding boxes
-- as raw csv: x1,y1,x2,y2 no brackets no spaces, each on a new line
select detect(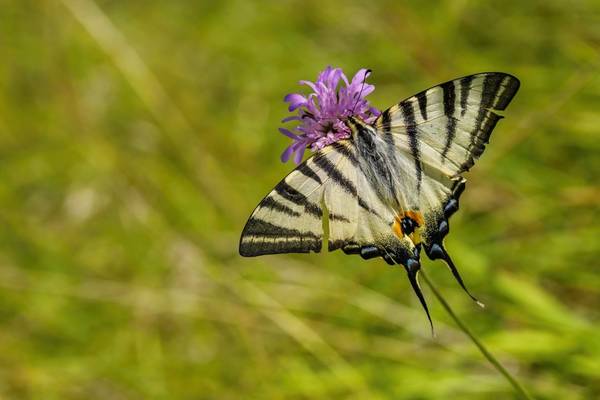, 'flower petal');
323,67,342,89
284,93,307,111
299,80,318,93
351,68,371,87
340,70,350,87
278,127,299,140
360,83,375,97
279,66,378,163
280,145,295,162
293,144,306,164
281,116,301,123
